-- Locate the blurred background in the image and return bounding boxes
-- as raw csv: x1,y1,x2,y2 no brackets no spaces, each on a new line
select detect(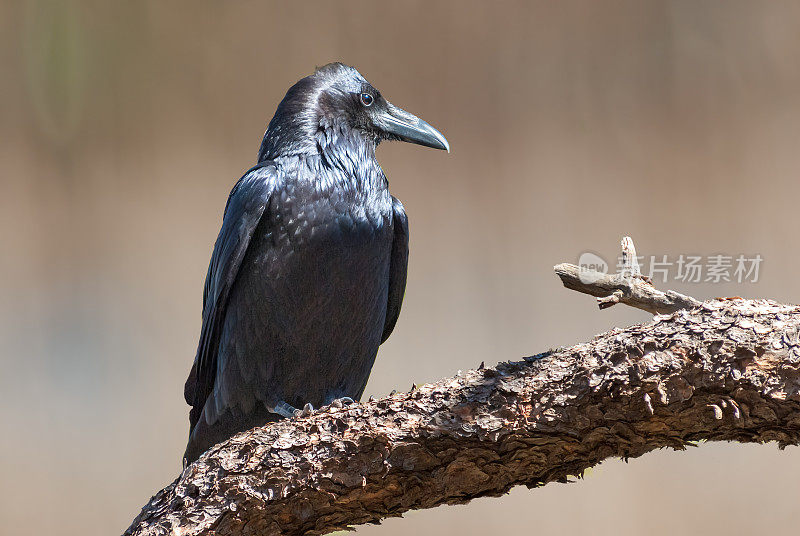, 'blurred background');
3,1,800,534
